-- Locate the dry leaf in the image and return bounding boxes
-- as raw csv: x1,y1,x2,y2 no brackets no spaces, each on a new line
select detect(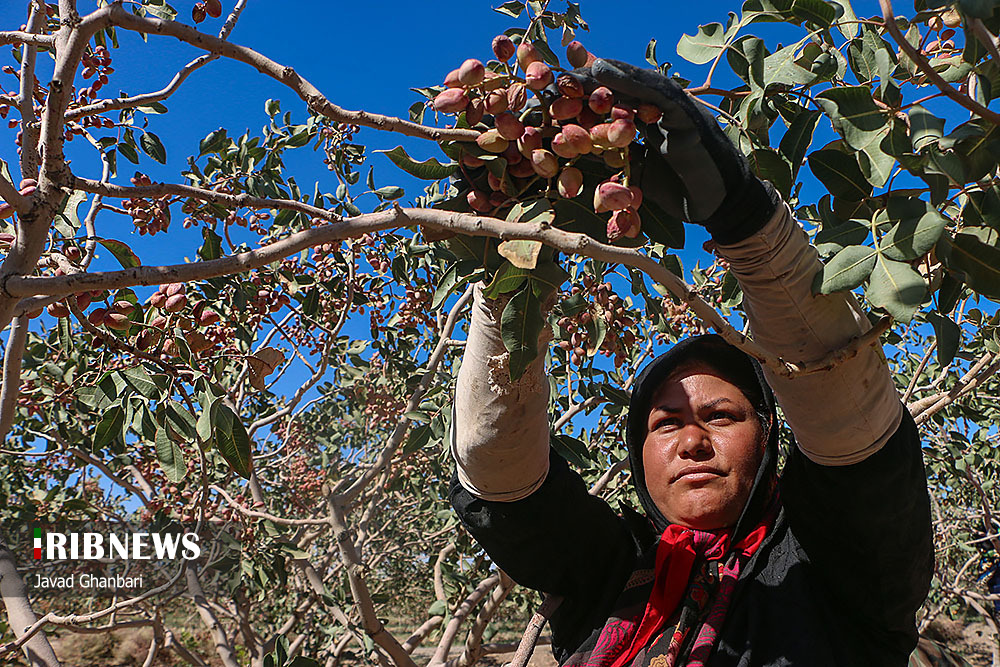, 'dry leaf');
247,346,285,391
